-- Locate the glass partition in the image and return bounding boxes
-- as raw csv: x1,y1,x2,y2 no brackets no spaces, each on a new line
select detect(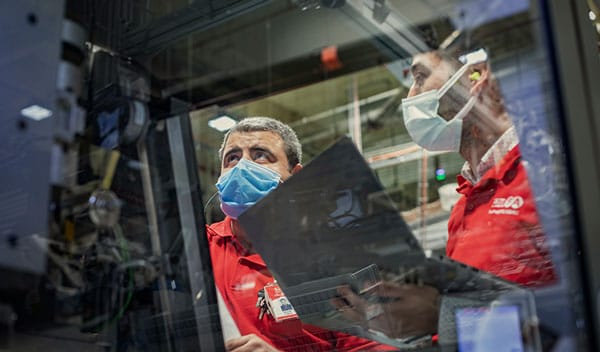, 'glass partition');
189,0,595,350
2,0,600,351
